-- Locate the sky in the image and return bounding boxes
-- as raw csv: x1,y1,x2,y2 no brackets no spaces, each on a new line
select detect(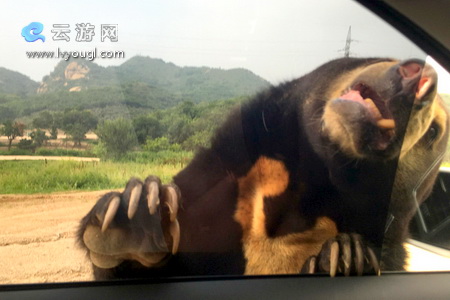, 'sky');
1,0,449,92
